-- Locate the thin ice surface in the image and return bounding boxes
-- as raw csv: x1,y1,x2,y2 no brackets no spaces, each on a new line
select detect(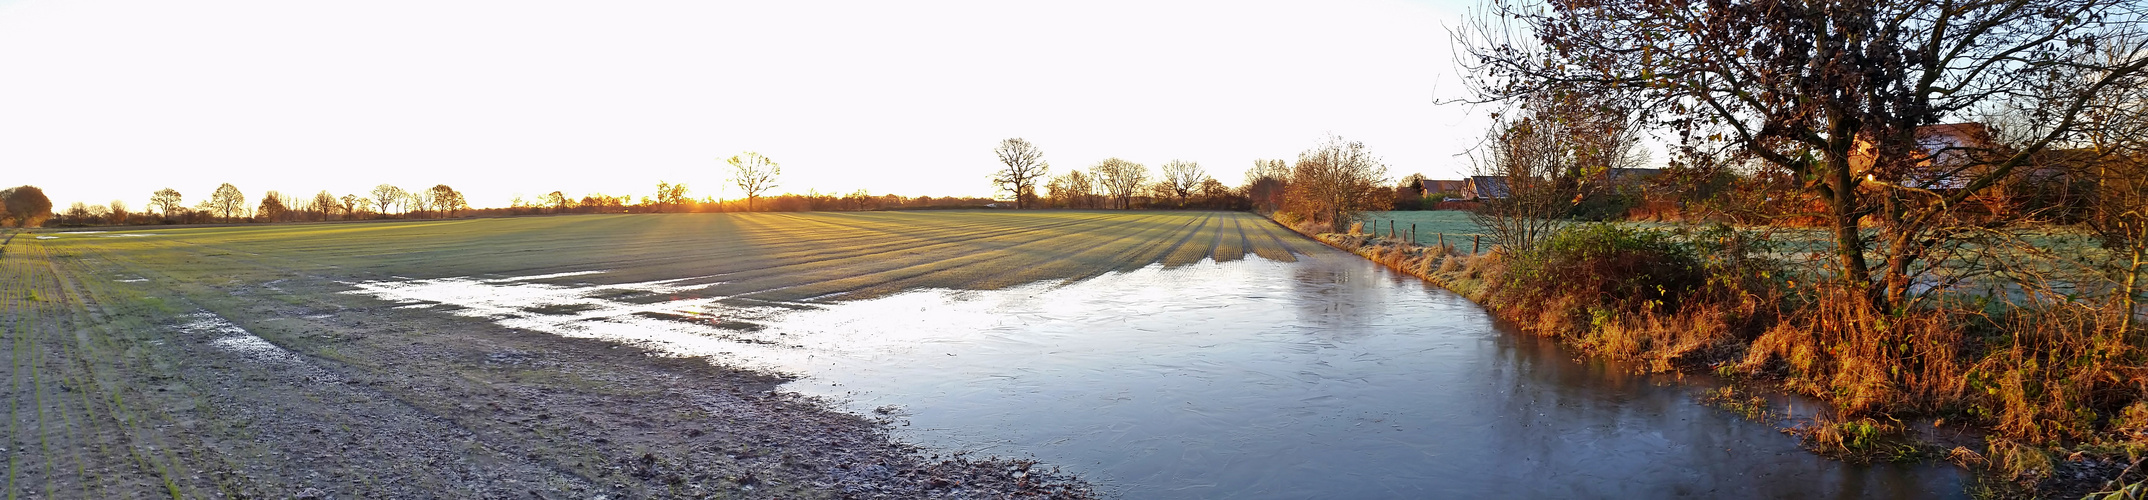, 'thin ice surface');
340,261,1967,499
